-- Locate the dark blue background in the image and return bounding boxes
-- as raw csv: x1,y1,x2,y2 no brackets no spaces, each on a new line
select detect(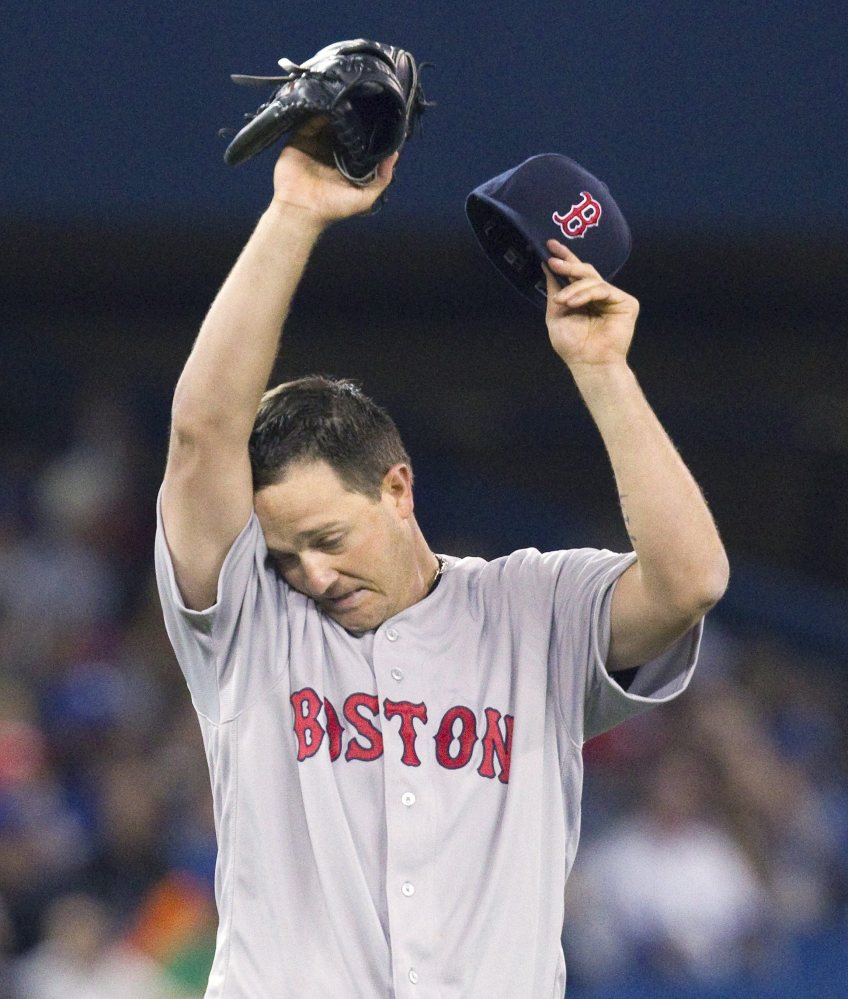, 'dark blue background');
2,9,848,996
5,1,846,229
